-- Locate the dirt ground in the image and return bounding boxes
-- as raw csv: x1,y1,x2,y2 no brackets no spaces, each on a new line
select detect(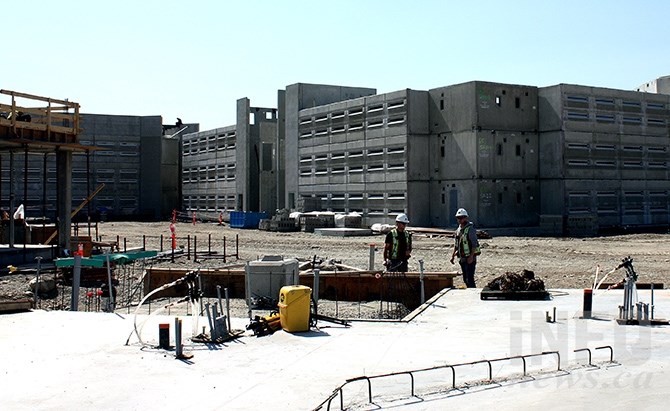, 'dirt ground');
96,221,670,289
2,221,670,306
